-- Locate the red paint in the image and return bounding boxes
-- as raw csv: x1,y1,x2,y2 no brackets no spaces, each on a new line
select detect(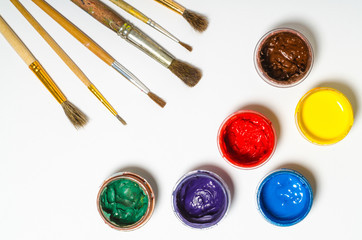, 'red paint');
218,110,276,169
